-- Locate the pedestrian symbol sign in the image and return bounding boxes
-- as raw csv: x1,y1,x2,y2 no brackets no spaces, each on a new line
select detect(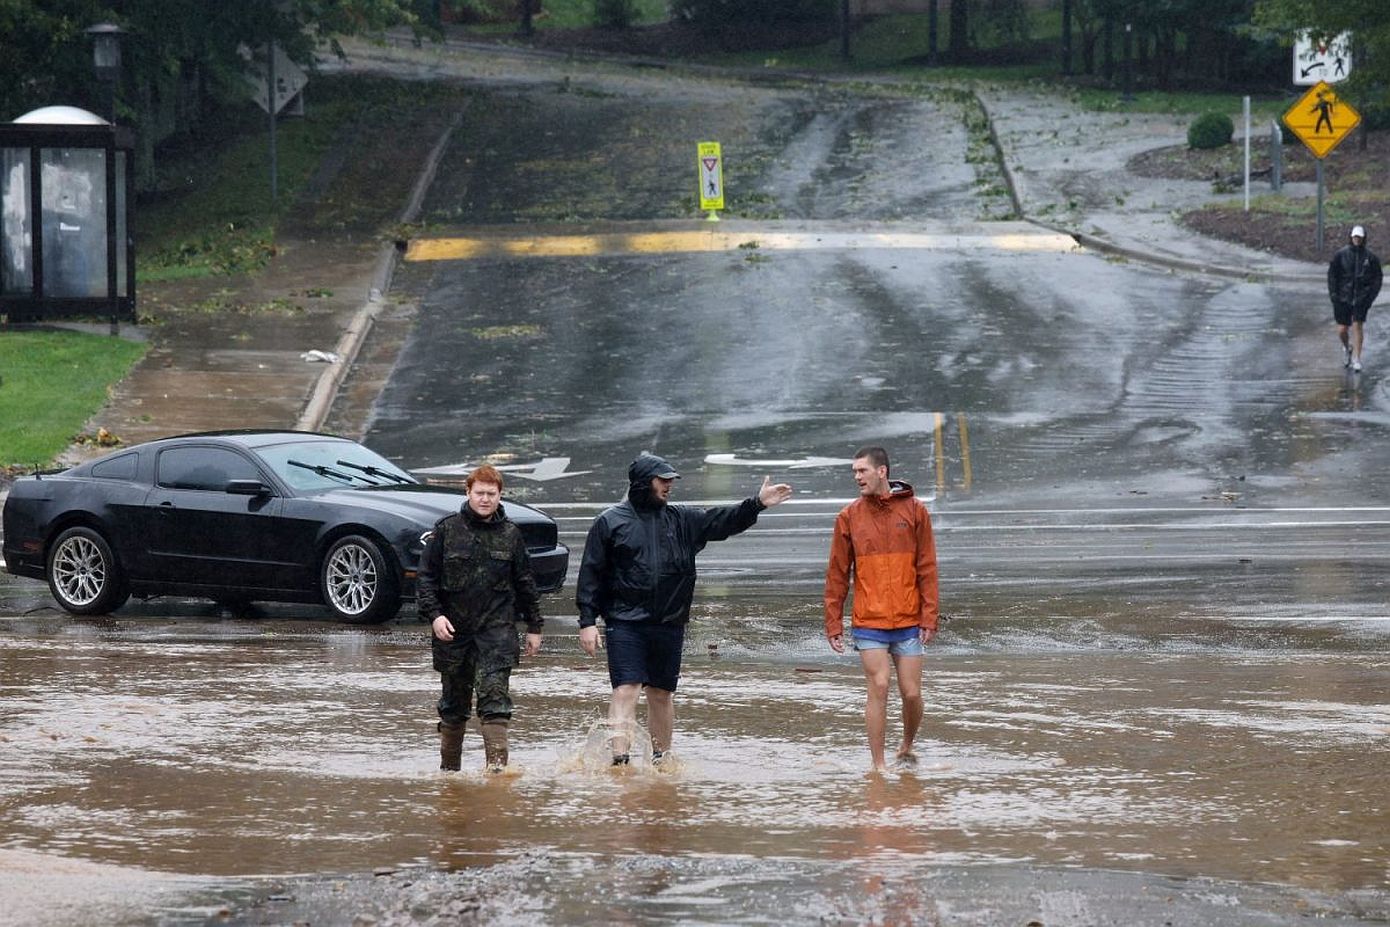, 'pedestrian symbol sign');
1293,31,1351,86
1283,81,1360,159
697,141,724,215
